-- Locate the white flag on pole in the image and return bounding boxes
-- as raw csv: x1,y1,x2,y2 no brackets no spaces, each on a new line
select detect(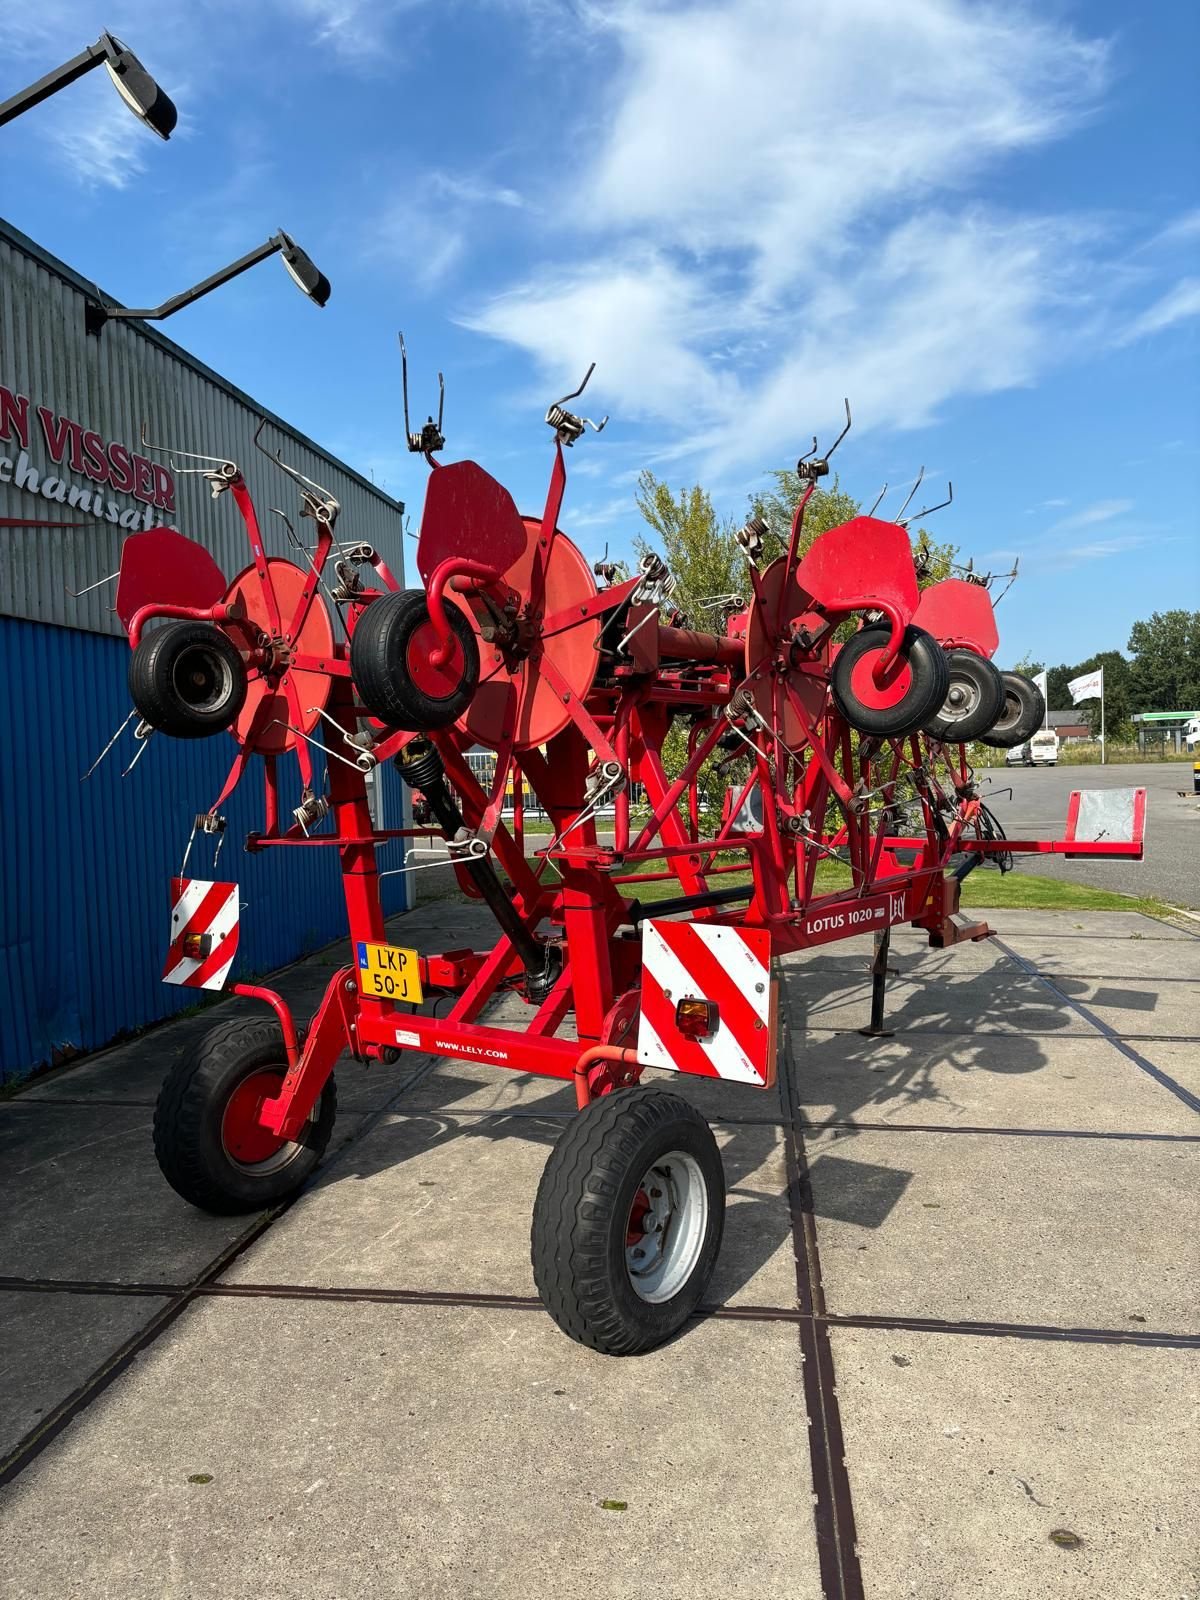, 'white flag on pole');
1032,670,1048,699
1068,667,1103,704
